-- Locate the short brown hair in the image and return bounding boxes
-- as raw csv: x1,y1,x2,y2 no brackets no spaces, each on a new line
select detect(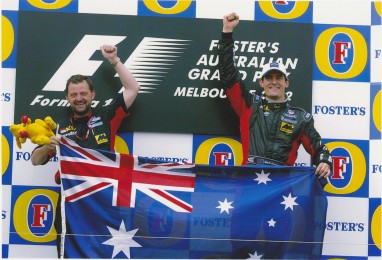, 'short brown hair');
65,74,94,95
